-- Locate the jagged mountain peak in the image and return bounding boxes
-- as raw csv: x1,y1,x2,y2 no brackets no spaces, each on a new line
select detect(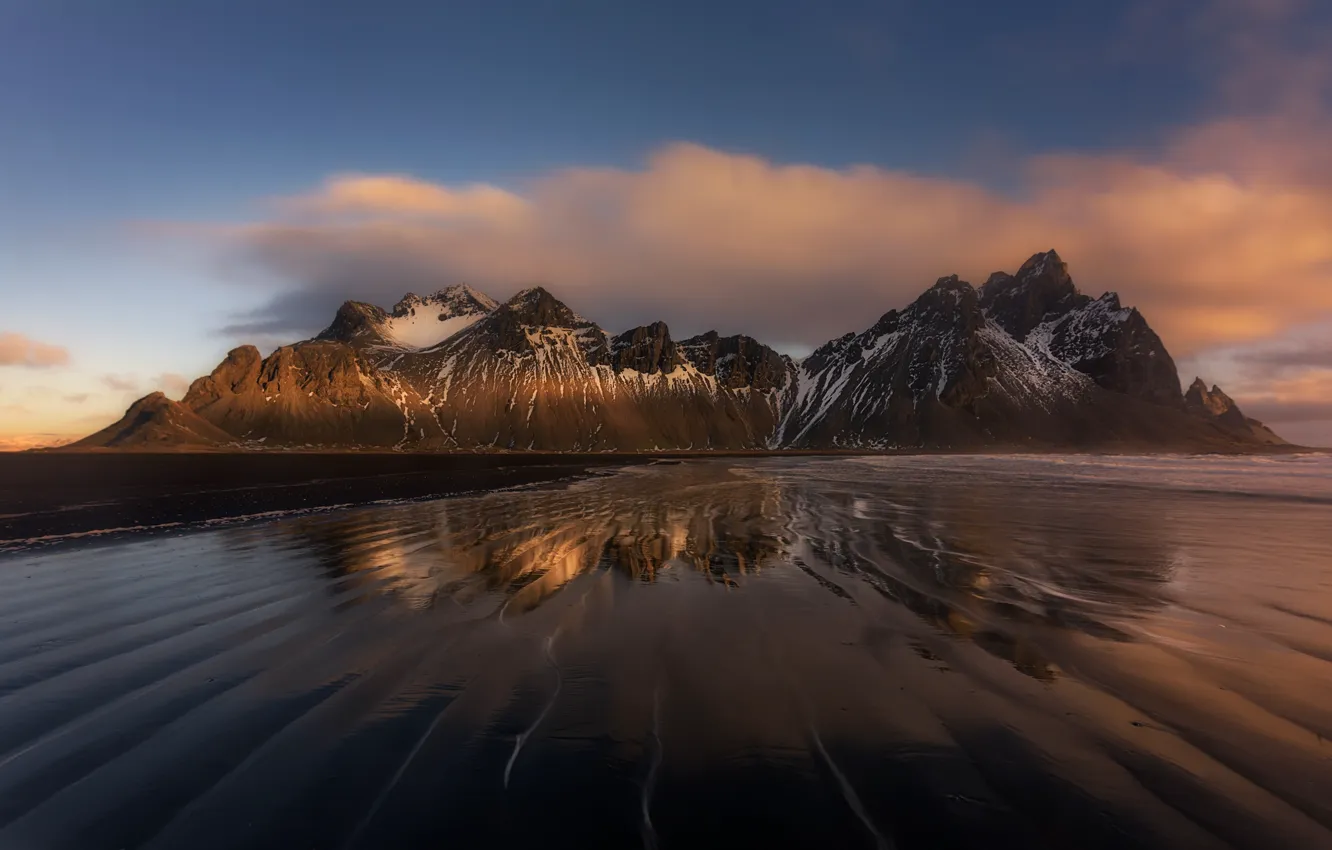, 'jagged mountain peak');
1184,377,1287,445
610,321,680,374
439,285,611,361
1095,291,1123,310
318,285,496,351
1185,377,1238,417
915,275,978,309
1017,249,1070,280
317,301,391,346
930,273,969,290
498,286,593,329
610,320,673,343
391,284,498,318
980,249,1082,342
678,331,794,391
890,276,985,343
72,391,237,449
